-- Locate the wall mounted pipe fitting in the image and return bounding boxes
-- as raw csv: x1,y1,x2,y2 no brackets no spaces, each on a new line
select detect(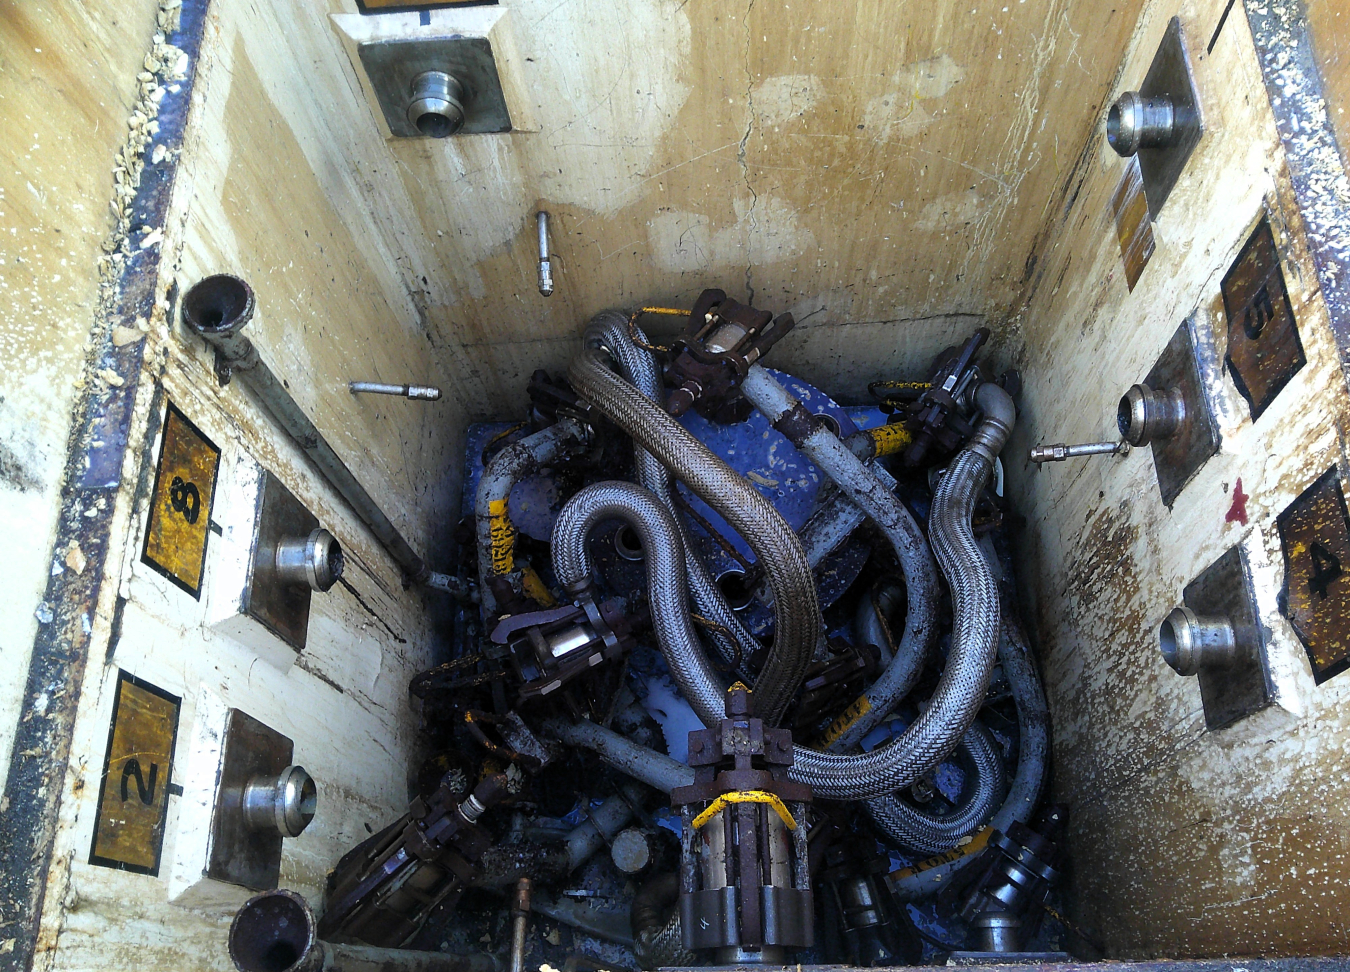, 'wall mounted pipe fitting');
241,765,318,839
537,212,554,296
1159,607,1239,676
182,274,429,584
1029,440,1130,463
1118,382,1186,446
406,71,465,138
274,529,343,593
350,381,442,401
1107,91,1177,157
229,889,498,972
